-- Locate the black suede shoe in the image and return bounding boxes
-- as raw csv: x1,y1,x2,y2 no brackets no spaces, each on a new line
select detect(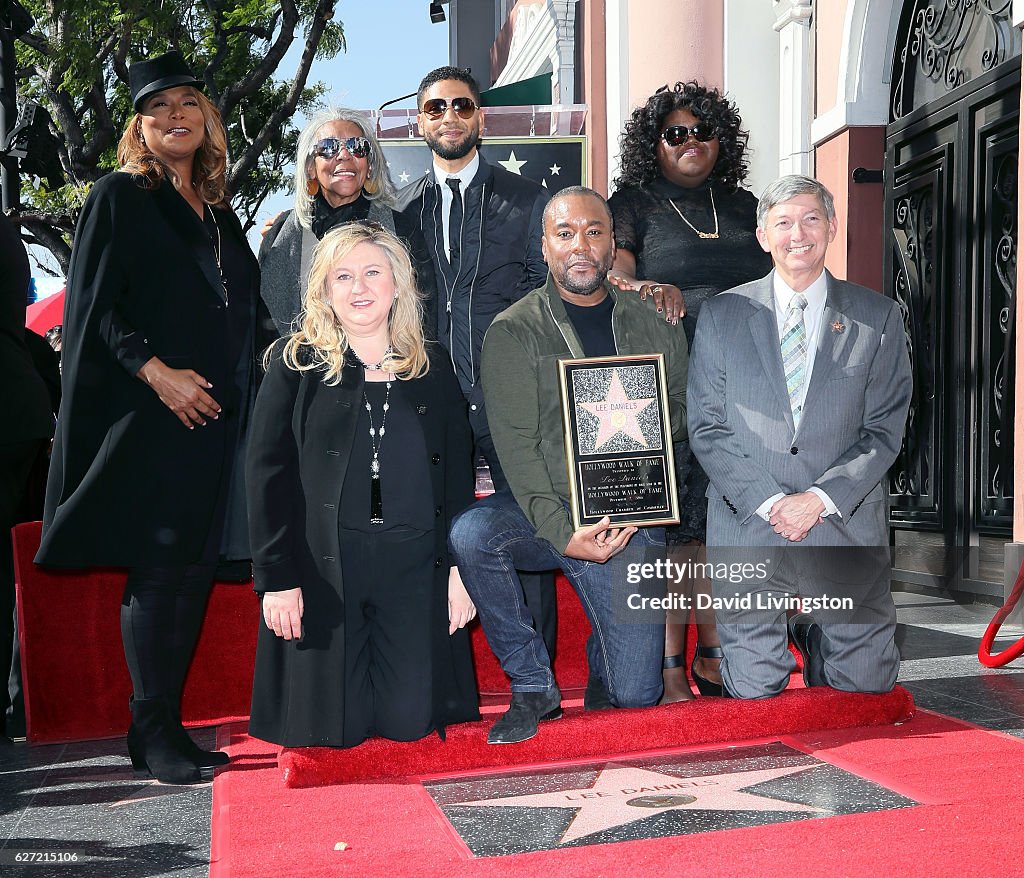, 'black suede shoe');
584,673,614,711
487,688,562,744
788,613,827,687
